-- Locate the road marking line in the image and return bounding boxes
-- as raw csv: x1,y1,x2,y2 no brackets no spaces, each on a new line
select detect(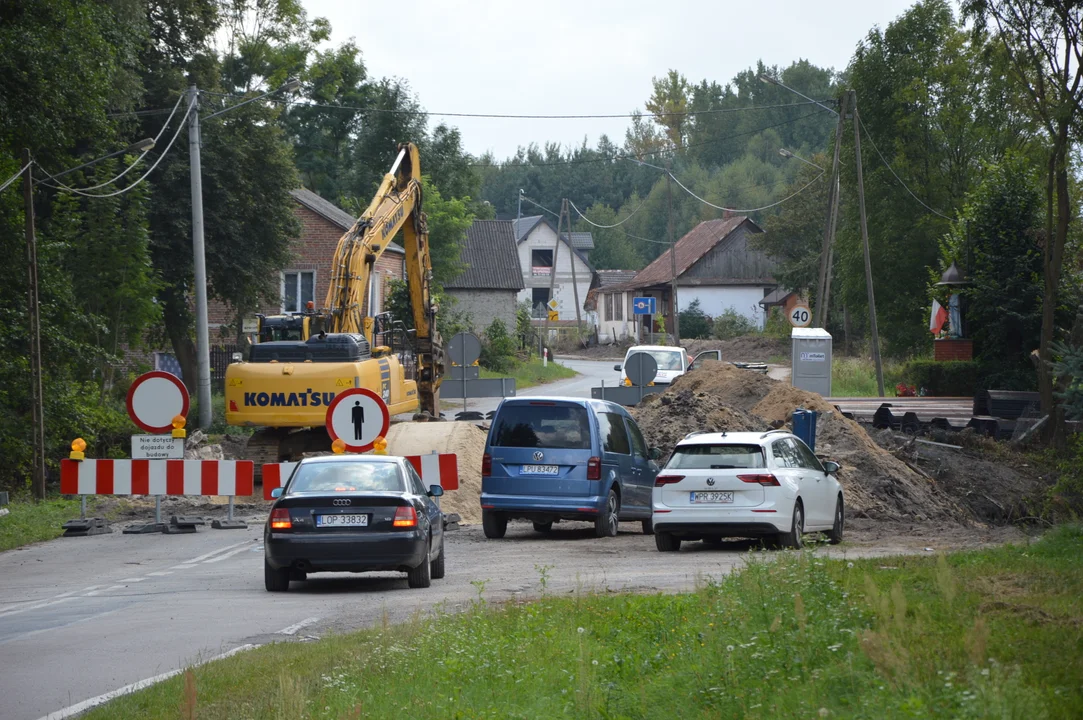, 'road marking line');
118,578,145,583
34,644,259,720
277,617,320,635
182,541,250,565
84,585,125,597
147,571,173,577
170,564,197,570
0,596,77,619
202,545,252,564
